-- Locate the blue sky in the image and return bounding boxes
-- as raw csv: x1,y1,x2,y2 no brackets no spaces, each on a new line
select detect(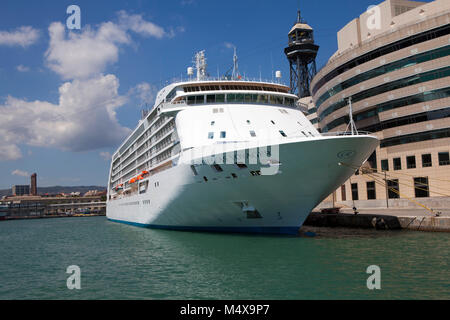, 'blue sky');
0,0,407,189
